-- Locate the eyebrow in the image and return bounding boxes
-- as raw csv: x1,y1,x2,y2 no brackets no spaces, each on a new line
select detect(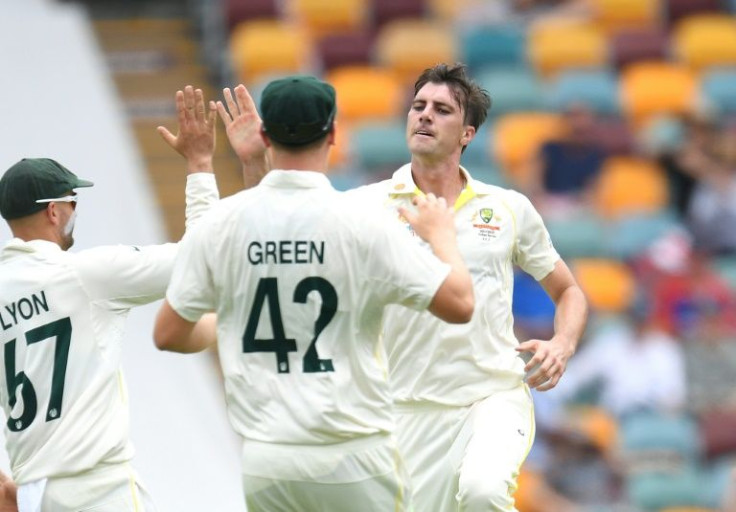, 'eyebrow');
412,98,457,111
